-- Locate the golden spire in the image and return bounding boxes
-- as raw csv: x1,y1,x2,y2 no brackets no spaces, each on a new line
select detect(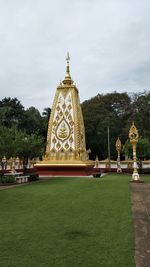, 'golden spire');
63,52,73,85
66,52,70,64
